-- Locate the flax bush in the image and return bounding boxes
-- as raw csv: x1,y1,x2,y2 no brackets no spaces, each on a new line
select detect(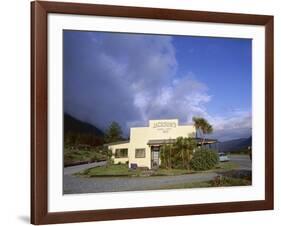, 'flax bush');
190,148,219,171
